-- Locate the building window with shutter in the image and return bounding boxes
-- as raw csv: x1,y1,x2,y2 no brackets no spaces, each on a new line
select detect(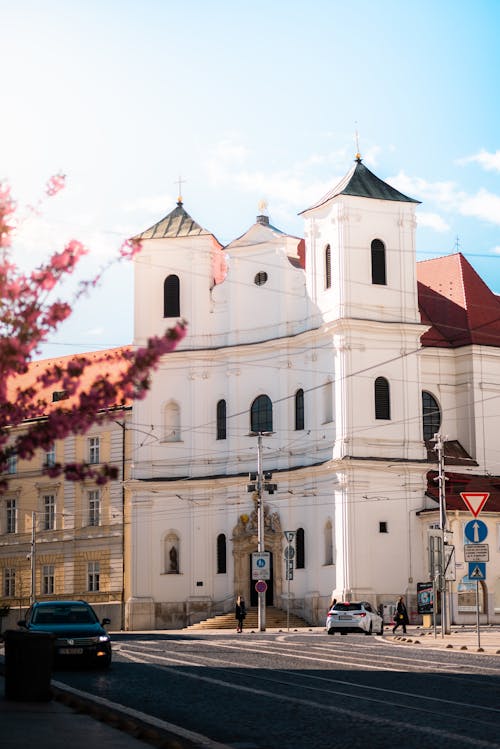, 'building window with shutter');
371,239,386,285
216,400,227,440
296,527,305,569
4,567,15,597
88,436,100,464
6,499,17,534
374,377,390,420
295,389,304,431
88,490,101,527
42,564,55,595
325,244,331,289
164,275,180,317
217,533,227,574
164,401,181,442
